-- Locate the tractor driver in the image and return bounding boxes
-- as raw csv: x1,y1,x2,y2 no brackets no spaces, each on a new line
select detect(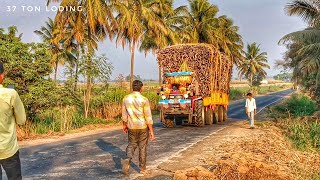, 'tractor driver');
171,84,180,94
